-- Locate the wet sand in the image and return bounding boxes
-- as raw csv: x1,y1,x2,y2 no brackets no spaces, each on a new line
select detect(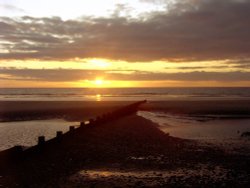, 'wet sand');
1,99,250,122
0,101,132,122
0,114,250,187
0,100,250,187
141,100,250,116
